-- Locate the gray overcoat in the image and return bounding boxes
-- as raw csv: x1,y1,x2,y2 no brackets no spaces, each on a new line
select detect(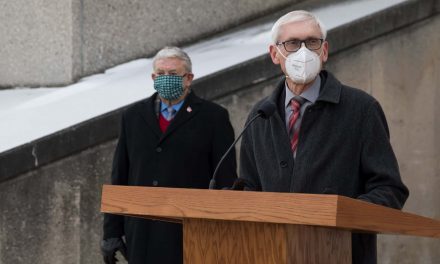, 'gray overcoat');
239,71,409,264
